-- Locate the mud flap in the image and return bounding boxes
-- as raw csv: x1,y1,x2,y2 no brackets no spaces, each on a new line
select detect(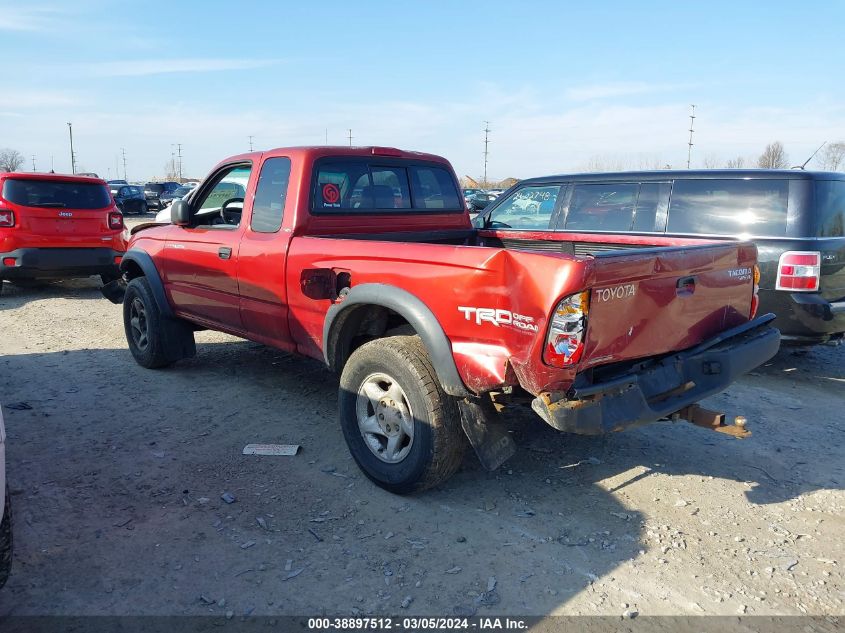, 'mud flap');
101,278,127,304
458,397,517,471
